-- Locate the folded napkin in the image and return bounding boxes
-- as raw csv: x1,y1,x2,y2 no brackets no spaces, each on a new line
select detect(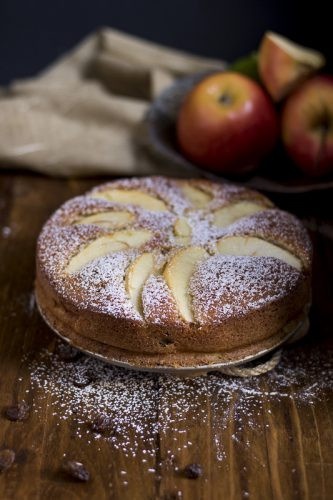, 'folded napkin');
0,28,225,177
